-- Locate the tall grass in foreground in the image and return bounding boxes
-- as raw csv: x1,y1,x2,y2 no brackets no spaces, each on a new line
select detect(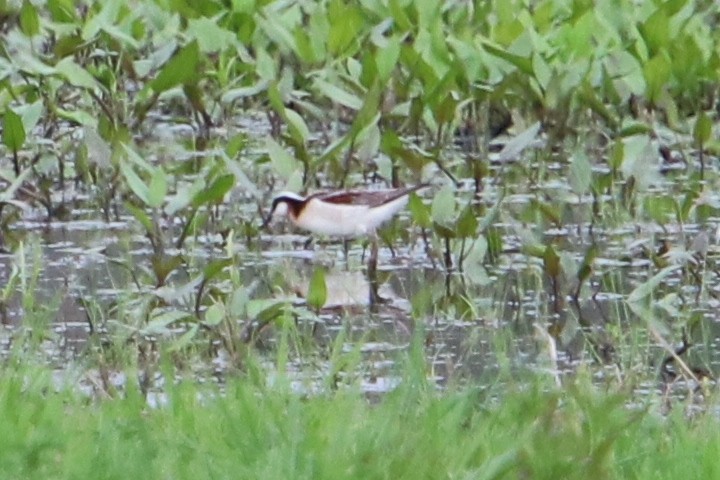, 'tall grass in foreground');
0,353,718,480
